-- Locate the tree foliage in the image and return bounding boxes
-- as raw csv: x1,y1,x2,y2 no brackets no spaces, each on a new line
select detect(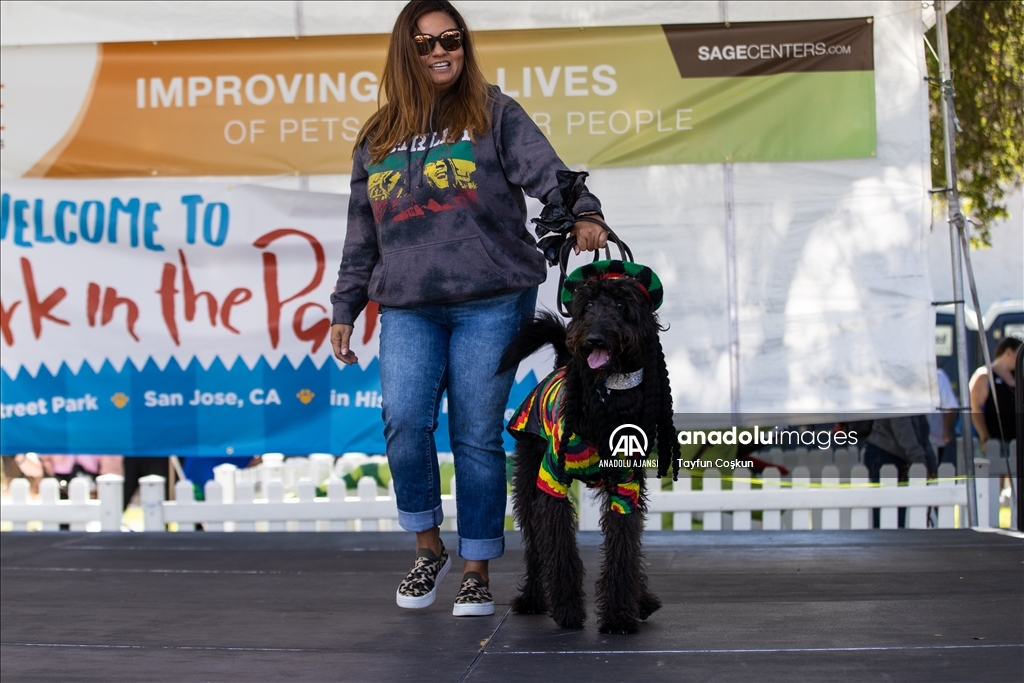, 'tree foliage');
927,0,1023,245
